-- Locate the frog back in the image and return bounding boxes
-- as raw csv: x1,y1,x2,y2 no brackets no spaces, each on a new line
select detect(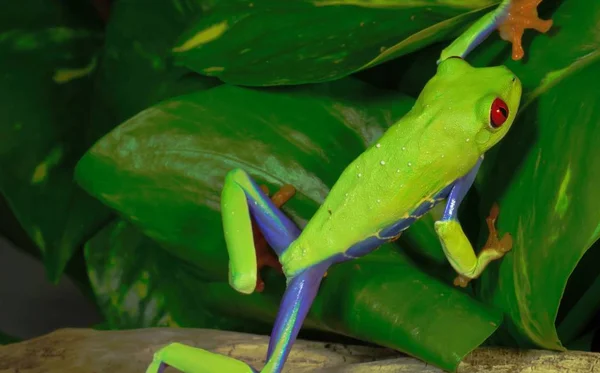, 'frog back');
281,112,481,275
